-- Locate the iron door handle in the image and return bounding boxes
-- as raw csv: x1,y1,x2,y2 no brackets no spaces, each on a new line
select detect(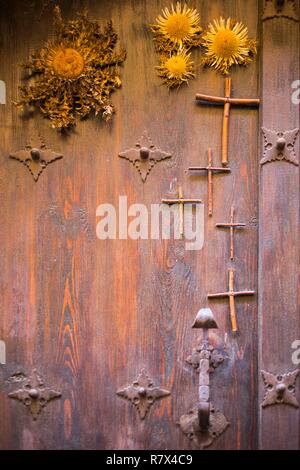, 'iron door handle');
179,308,230,449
